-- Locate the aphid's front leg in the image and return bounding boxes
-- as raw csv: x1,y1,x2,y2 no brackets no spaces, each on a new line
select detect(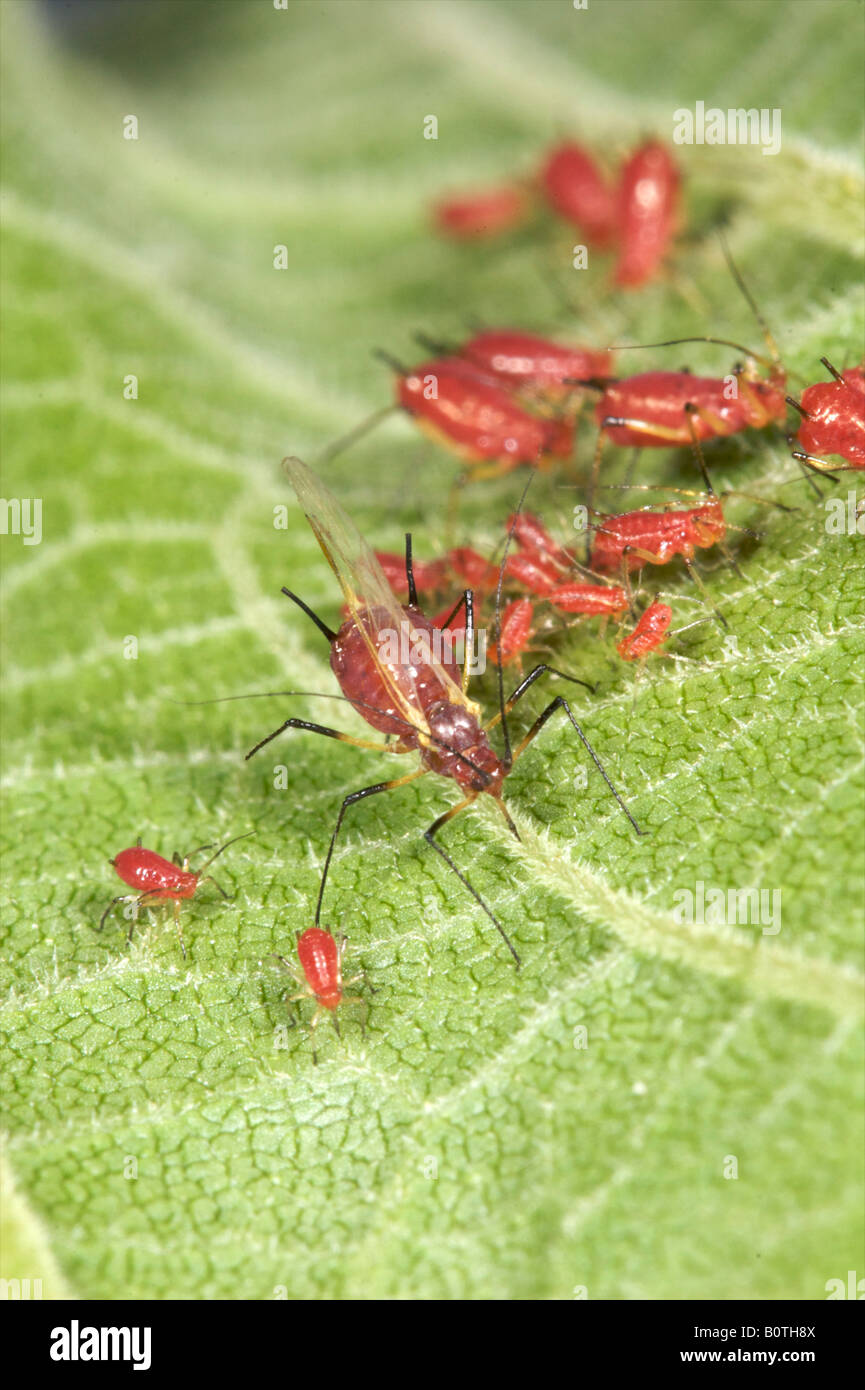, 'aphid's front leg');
246,716,391,762
509,691,643,836
316,771,426,925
